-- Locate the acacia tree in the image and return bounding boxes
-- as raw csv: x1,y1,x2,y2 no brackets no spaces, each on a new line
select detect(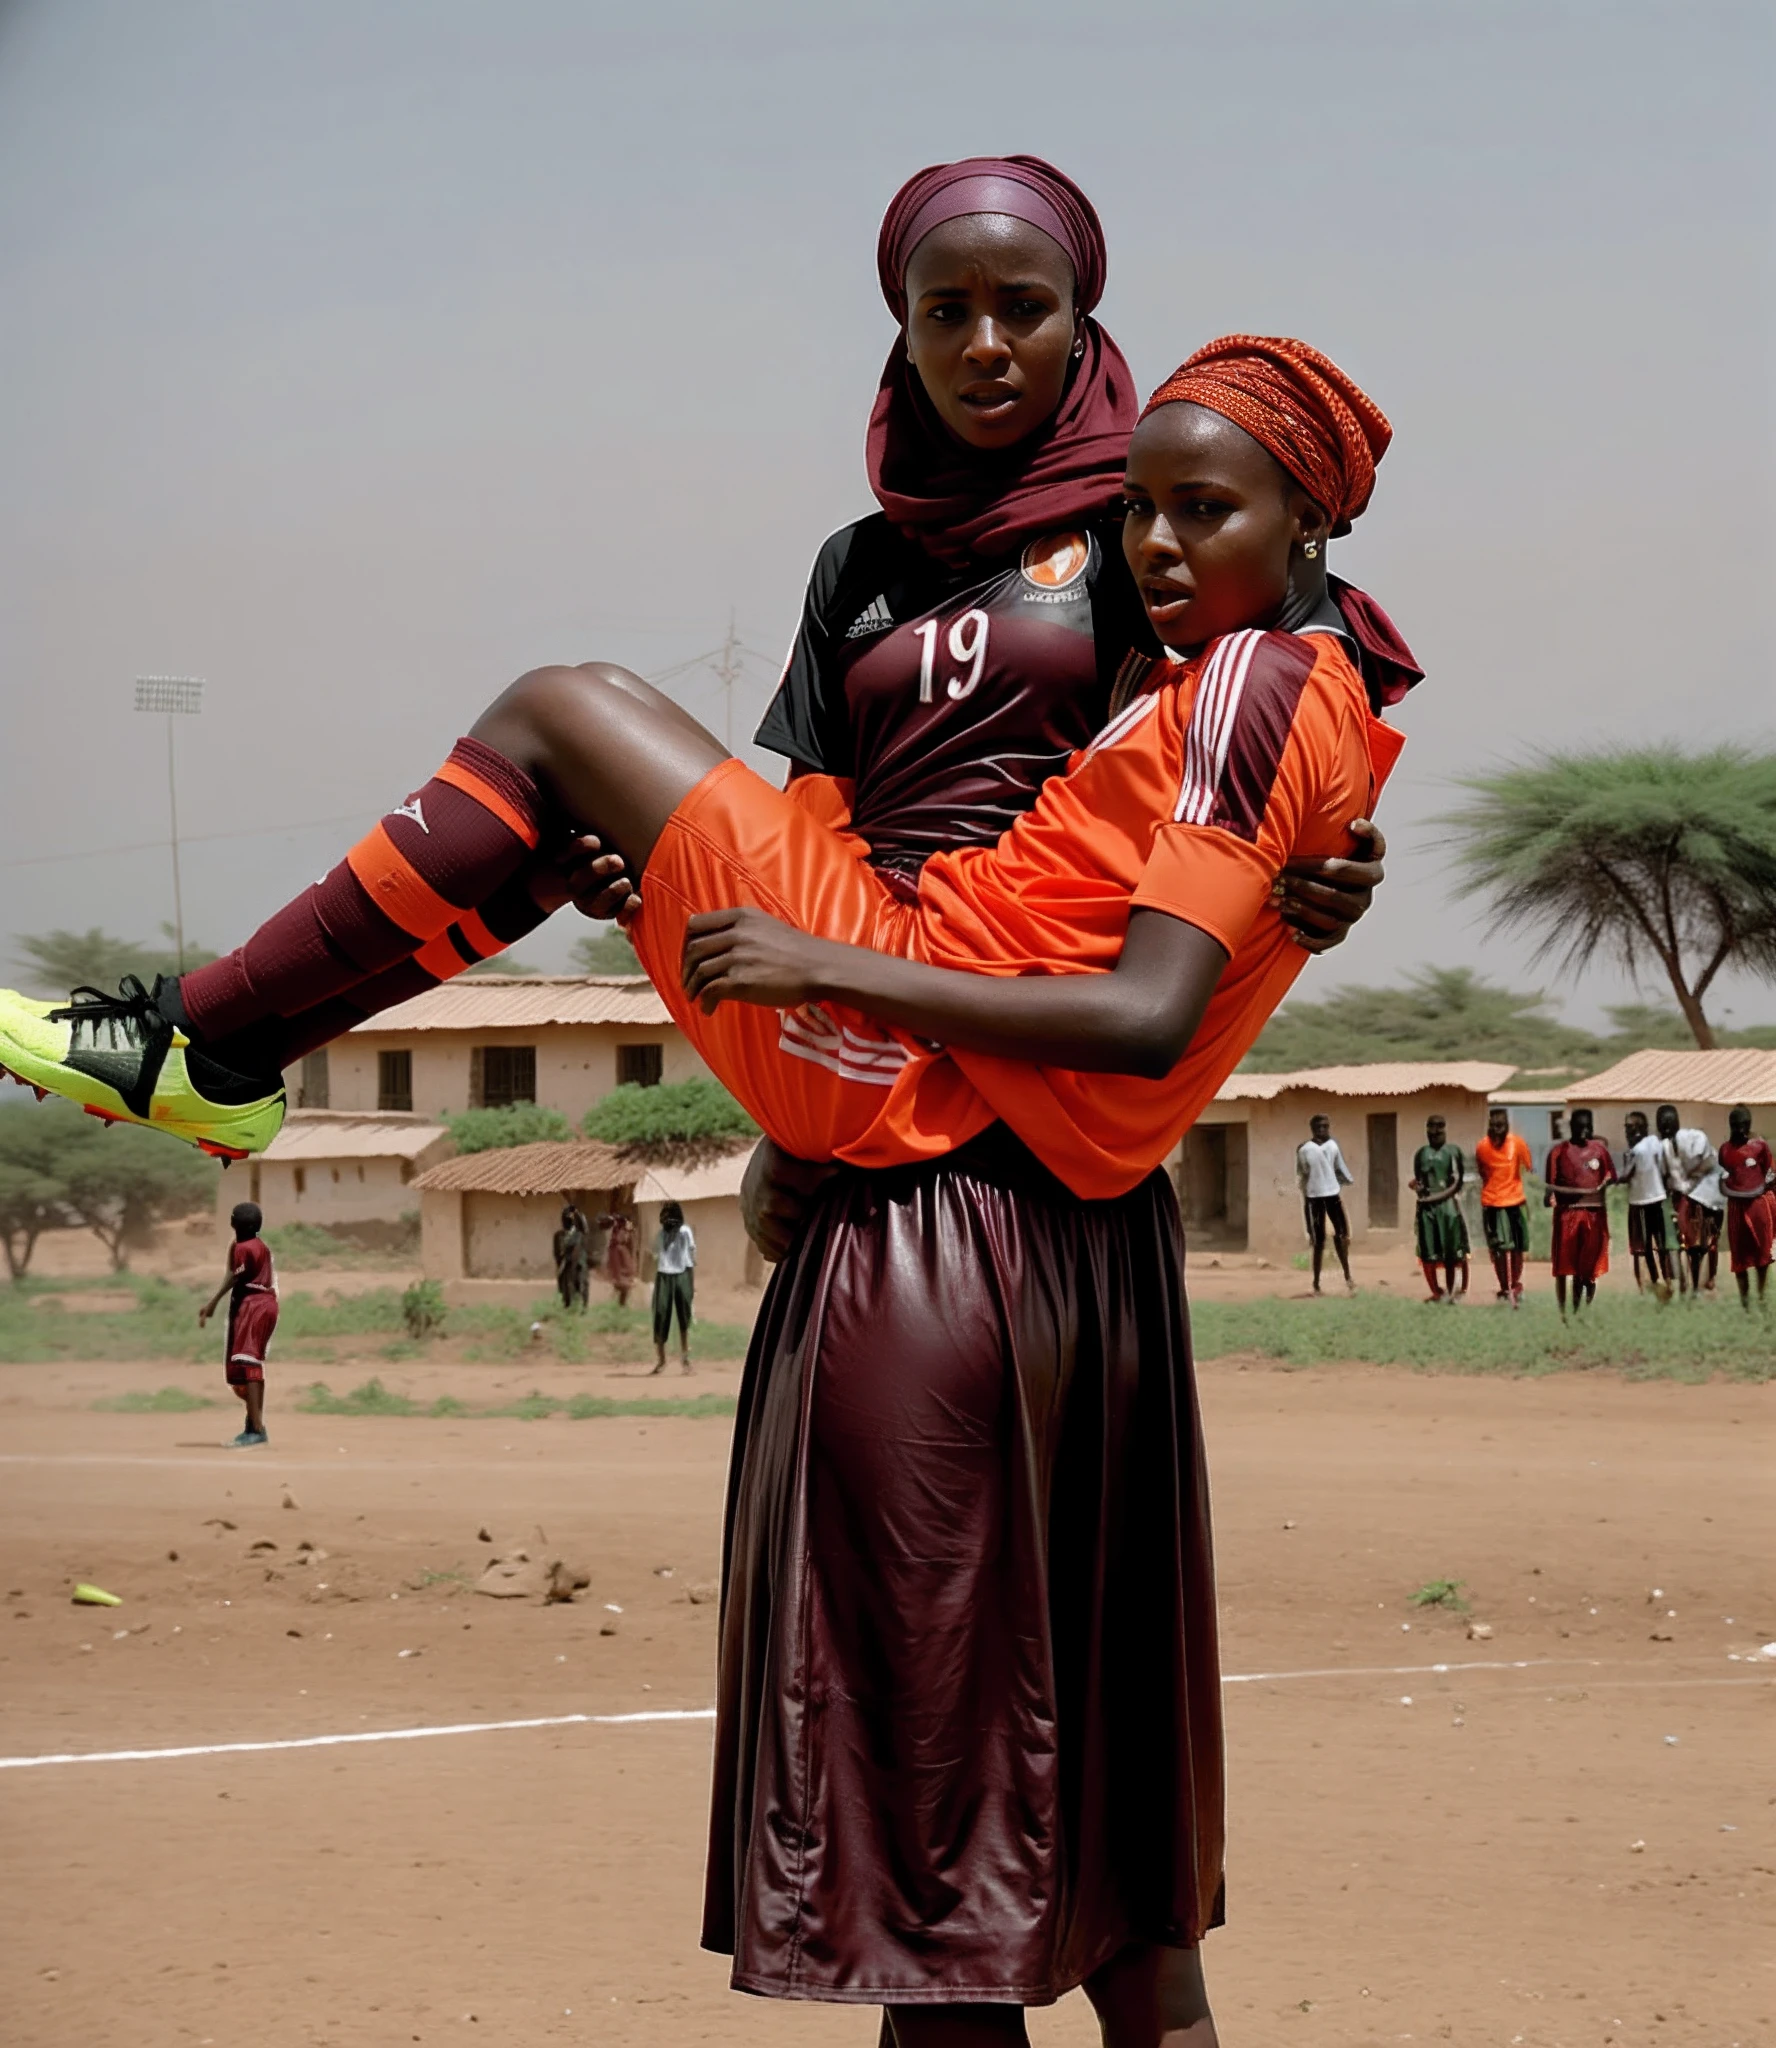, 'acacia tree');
1448,748,1776,1049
